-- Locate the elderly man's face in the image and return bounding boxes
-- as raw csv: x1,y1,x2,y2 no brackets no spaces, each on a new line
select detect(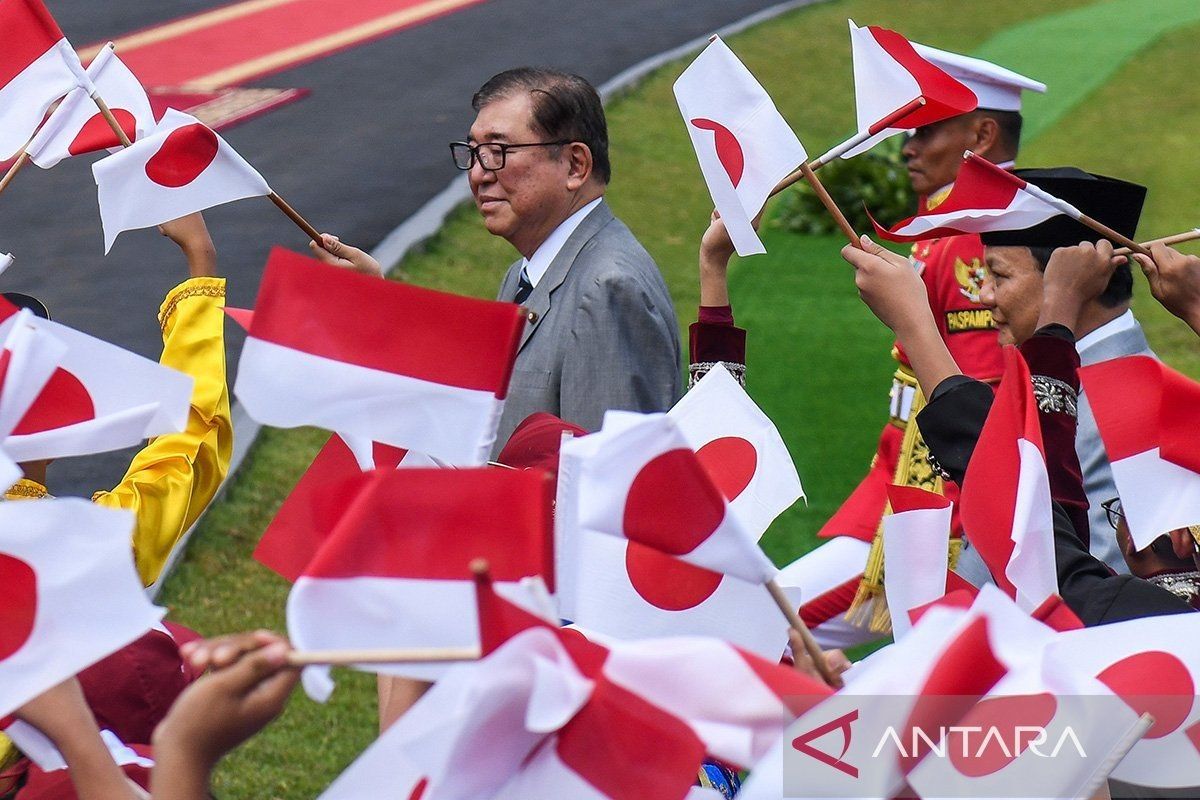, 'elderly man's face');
467,93,570,257
980,246,1043,346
